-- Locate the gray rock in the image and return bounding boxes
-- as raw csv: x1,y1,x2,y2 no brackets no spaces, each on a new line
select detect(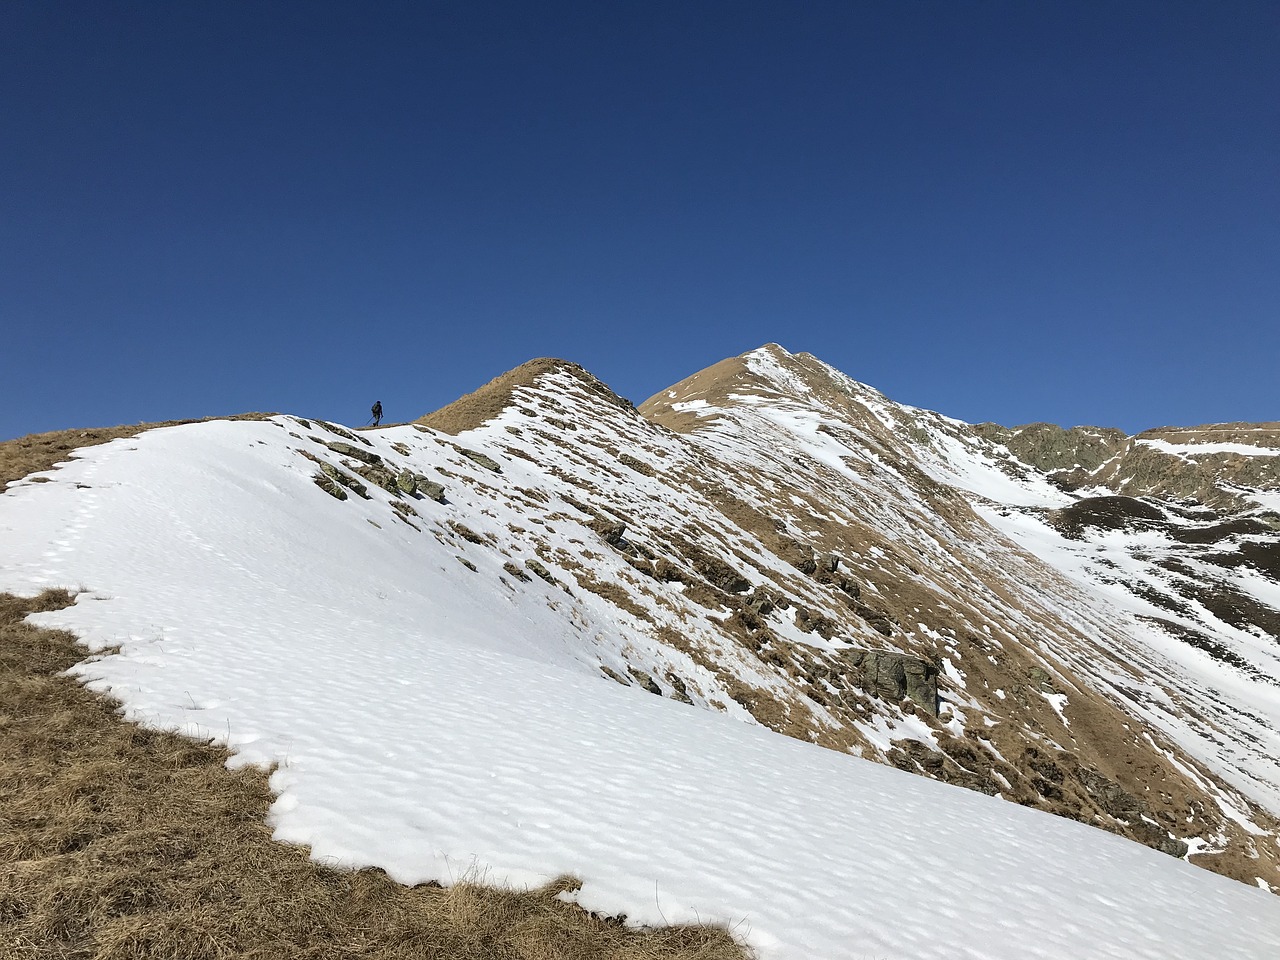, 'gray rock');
591,518,628,548
312,473,348,501
355,463,399,493
744,587,776,617
458,448,502,472
627,668,662,696
417,480,447,502
525,558,556,583
841,649,939,716
324,441,382,465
